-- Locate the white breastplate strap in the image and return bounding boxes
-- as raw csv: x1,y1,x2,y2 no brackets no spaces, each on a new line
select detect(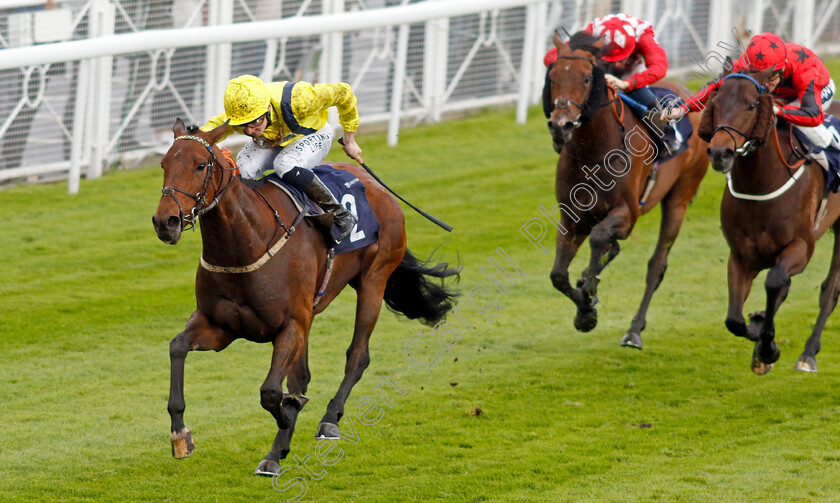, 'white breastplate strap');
200,232,292,273
726,165,806,201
